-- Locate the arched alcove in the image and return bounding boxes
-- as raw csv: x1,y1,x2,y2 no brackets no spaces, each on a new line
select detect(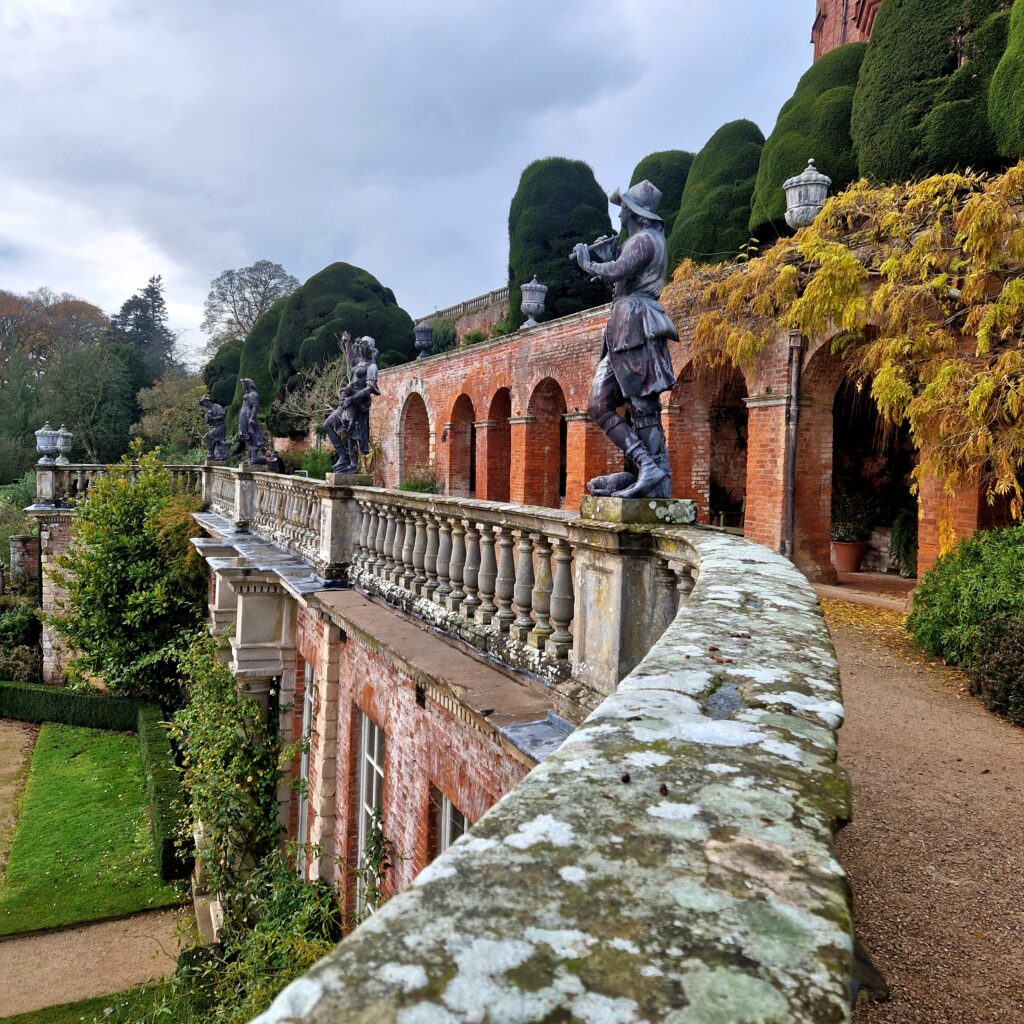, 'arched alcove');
526,378,567,508
399,392,431,486
448,394,476,497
